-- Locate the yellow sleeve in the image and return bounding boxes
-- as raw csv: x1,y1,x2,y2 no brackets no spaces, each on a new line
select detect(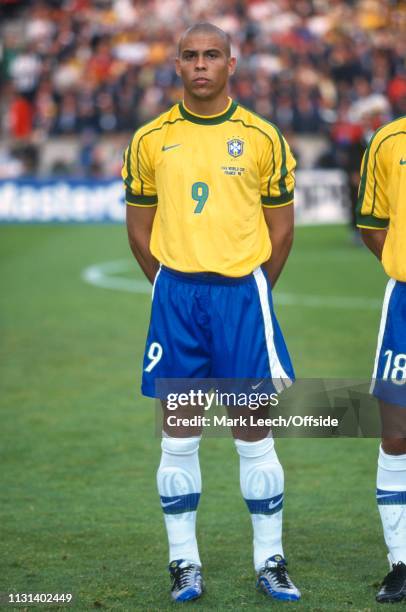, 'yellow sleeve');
260,128,296,207
356,132,389,229
122,130,158,207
